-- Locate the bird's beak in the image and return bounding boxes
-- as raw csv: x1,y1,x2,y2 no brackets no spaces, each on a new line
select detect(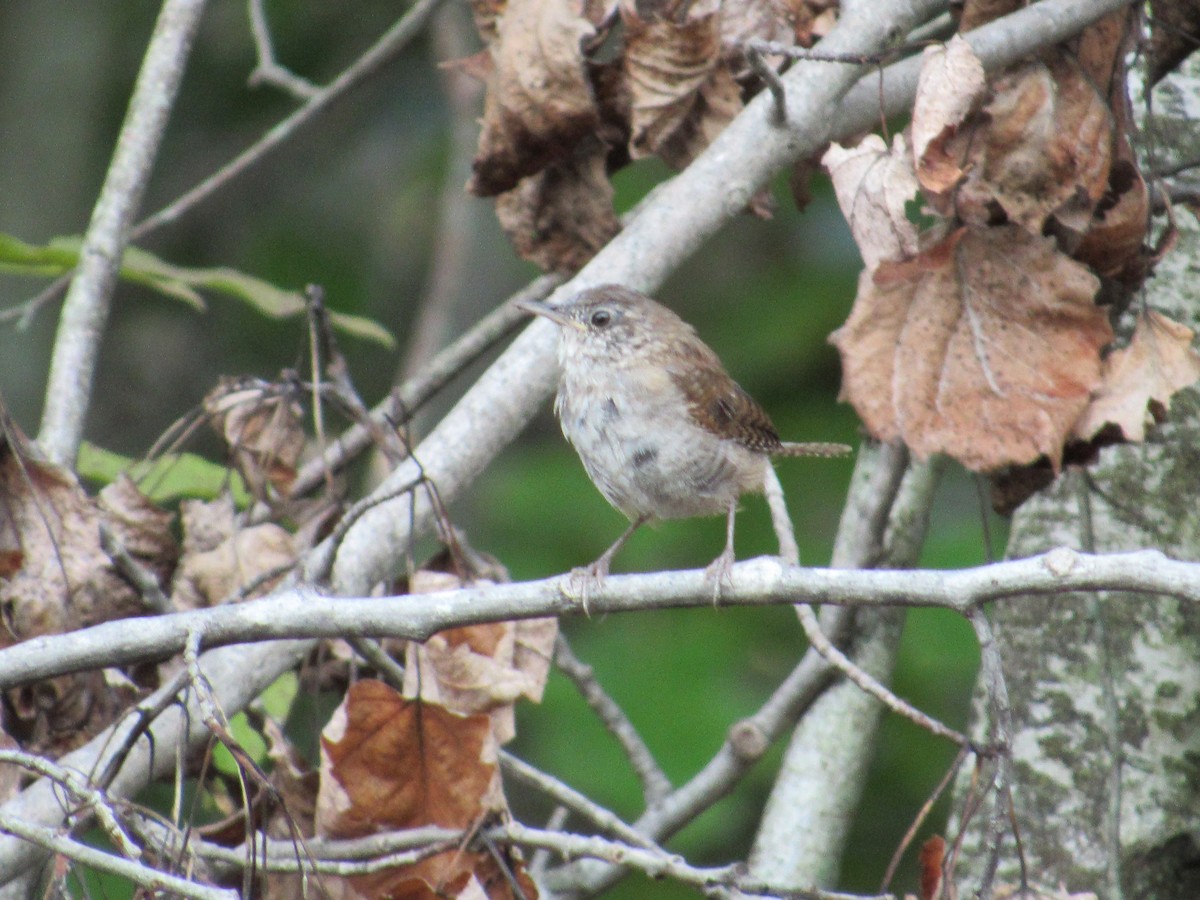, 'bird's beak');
516,299,585,331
